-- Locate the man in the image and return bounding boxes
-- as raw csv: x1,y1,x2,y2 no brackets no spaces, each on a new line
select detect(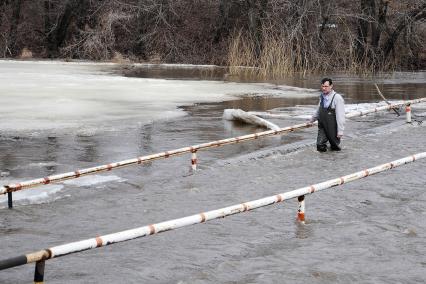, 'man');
310,78,345,152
